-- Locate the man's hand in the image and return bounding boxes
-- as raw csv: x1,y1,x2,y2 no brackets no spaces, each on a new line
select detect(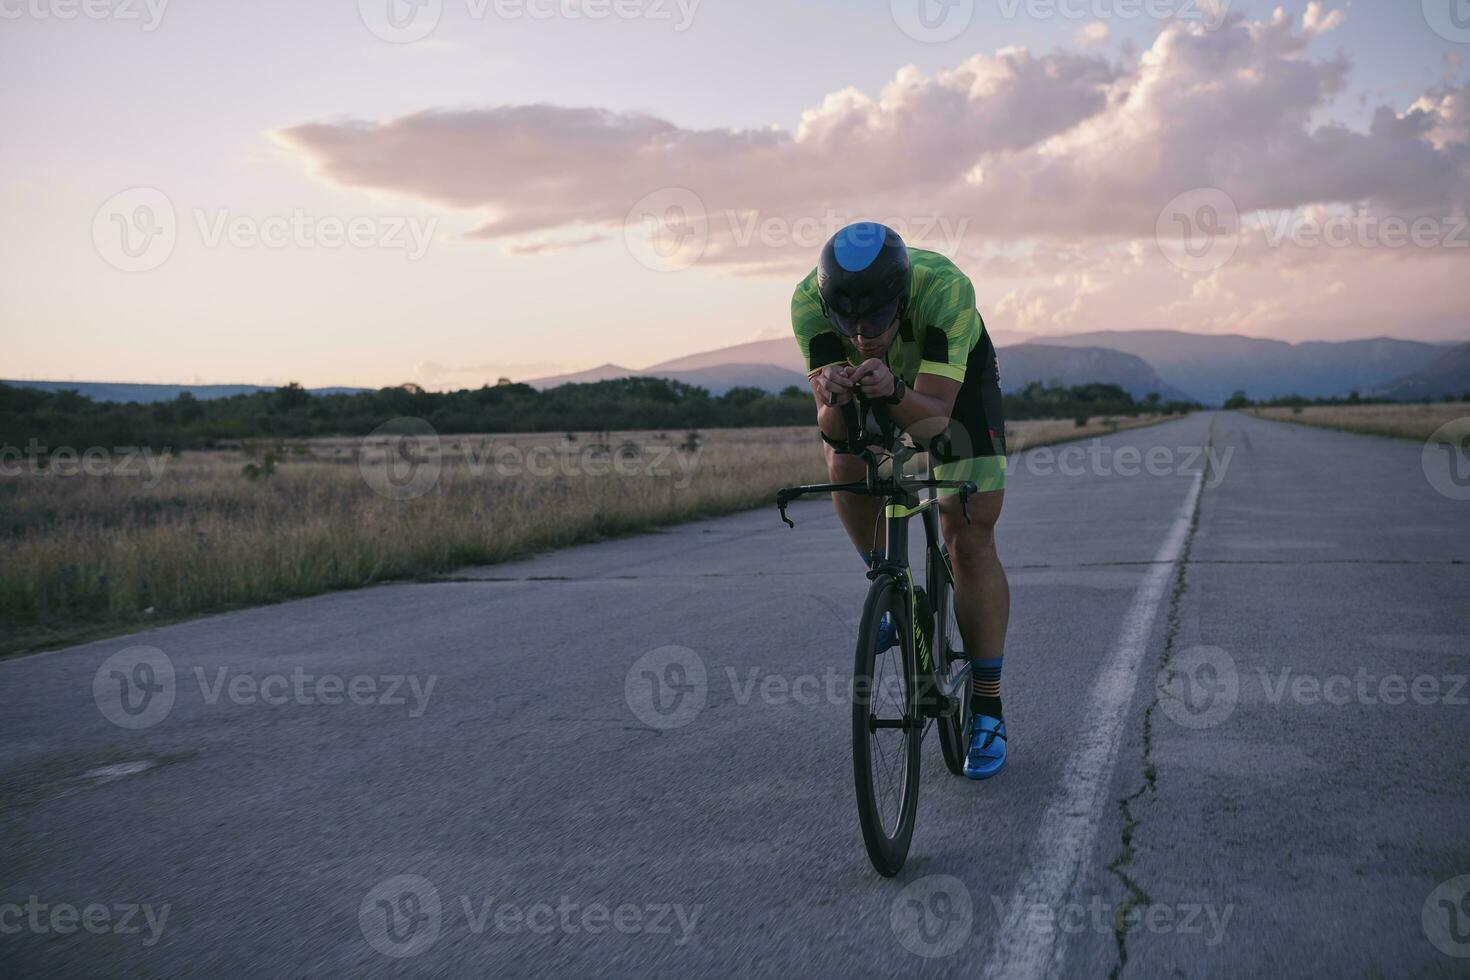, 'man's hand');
812,364,856,406
850,359,895,400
